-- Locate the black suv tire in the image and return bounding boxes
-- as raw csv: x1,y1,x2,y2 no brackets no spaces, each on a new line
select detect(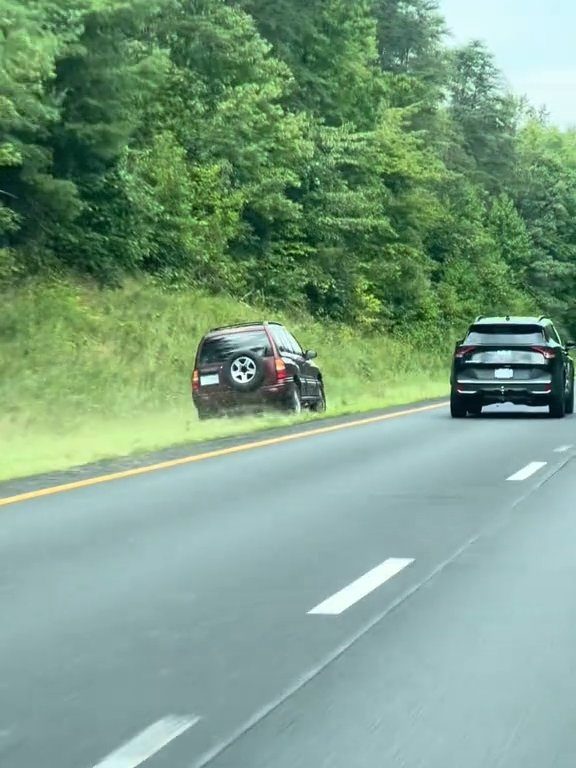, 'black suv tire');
566,377,575,415
197,406,218,421
549,380,566,418
310,385,326,413
450,390,467,418
286,384,302,414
